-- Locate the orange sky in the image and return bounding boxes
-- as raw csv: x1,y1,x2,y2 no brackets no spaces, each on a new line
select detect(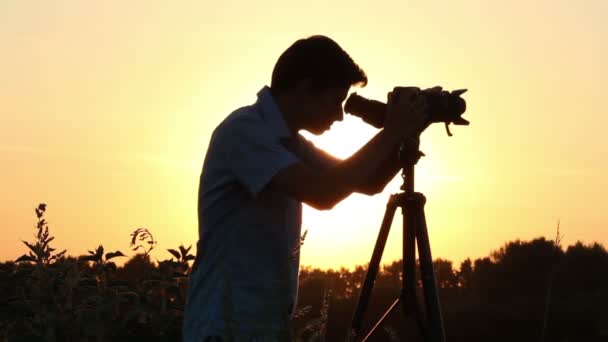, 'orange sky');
1,1,607,269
